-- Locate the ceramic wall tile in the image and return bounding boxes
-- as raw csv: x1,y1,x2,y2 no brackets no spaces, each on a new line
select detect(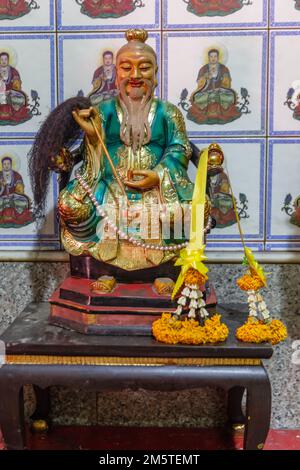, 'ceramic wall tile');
58,32,161,102
206,242,263,252
164,31,267,137
0,0,54,31
270,0,300,27
164,0,268,30
58,0,160,31
0,141,58,245
0,241,61,250
0,0,299,257
0,34,56,138
270,31,300,136
265,242,300,251
267,140,300,242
